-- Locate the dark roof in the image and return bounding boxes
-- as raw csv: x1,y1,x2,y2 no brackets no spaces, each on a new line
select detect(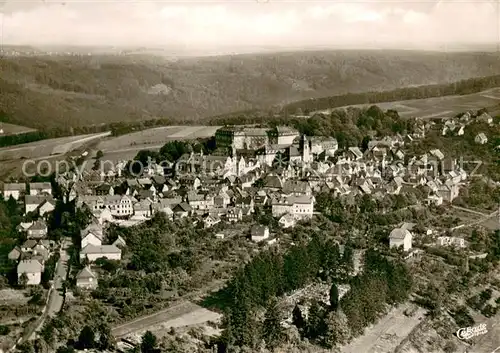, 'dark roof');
173,202,192,213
